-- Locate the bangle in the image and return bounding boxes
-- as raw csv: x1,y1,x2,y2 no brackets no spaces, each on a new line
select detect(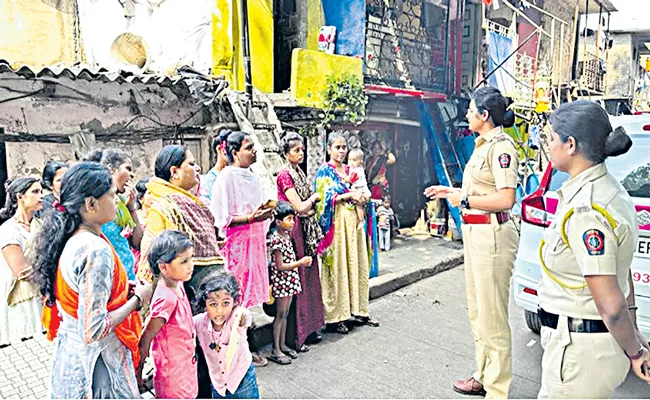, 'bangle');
629,305,639,311
627,345,645,360
133,294,143,311
247,214,254,223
